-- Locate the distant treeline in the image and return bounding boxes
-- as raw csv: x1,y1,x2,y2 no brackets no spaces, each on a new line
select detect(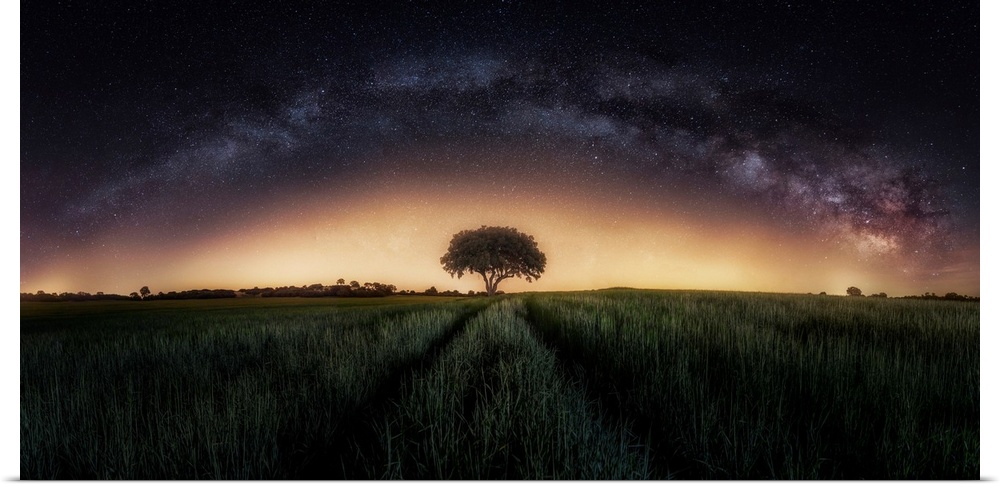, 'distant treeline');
239,284,501,298
21,291,133,302
897,292,979,302
21,285,971,302
21,289,238,302
241,282,398,298
21,281,503,302
812,292,979,302
147,289,238,300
